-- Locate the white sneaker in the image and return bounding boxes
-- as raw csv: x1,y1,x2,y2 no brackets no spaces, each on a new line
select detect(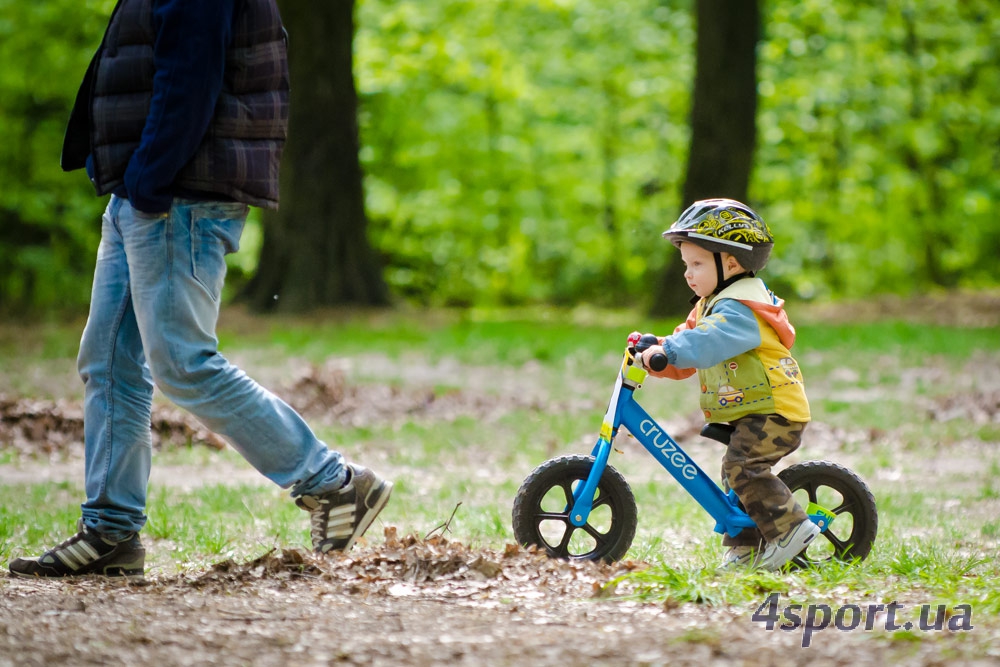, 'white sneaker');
755,520,821,571
719,545,758,570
